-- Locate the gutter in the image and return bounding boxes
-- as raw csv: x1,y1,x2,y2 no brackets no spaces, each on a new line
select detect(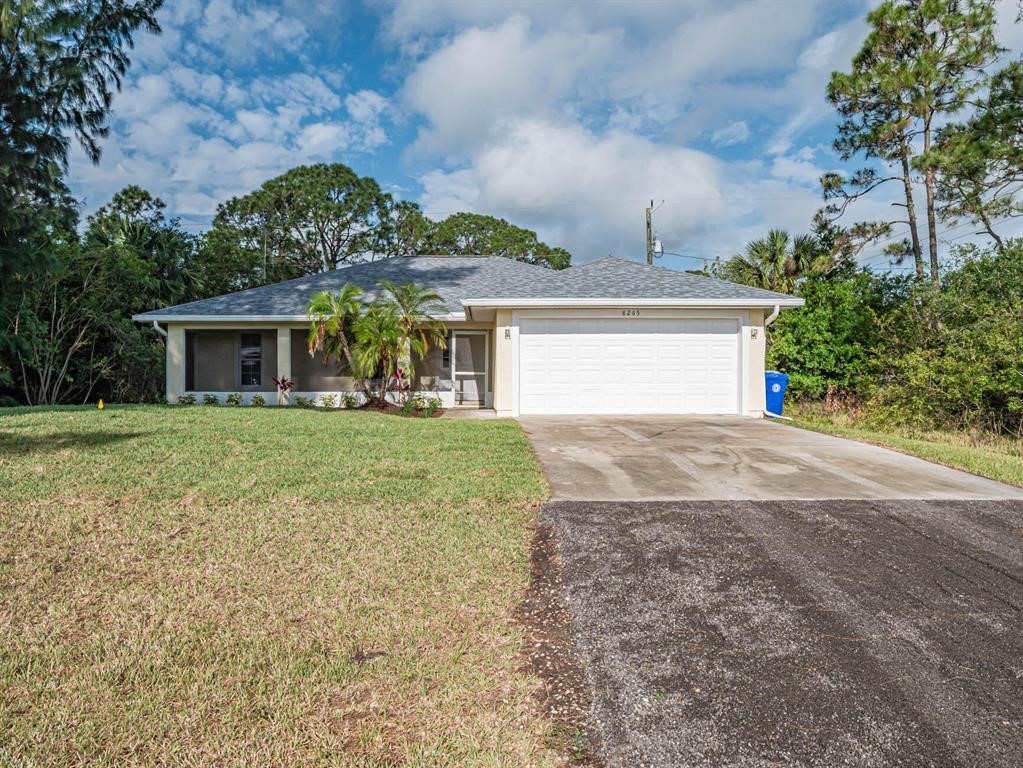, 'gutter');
131,312,467,324
463,297,804,309
762,304,790,420
150,320,168,338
